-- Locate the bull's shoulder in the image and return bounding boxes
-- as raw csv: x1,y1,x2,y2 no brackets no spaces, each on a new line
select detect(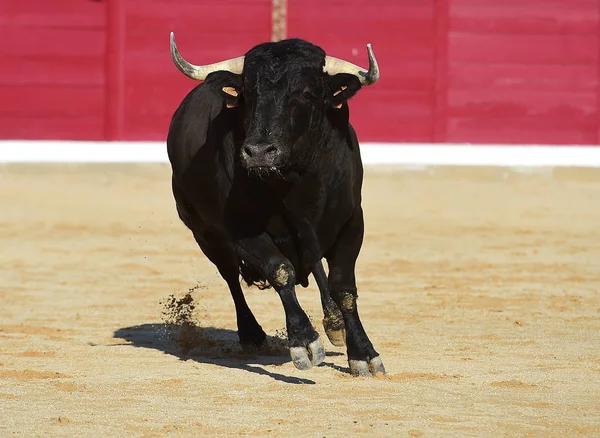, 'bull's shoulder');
167,78,228,144
167,73,243,177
